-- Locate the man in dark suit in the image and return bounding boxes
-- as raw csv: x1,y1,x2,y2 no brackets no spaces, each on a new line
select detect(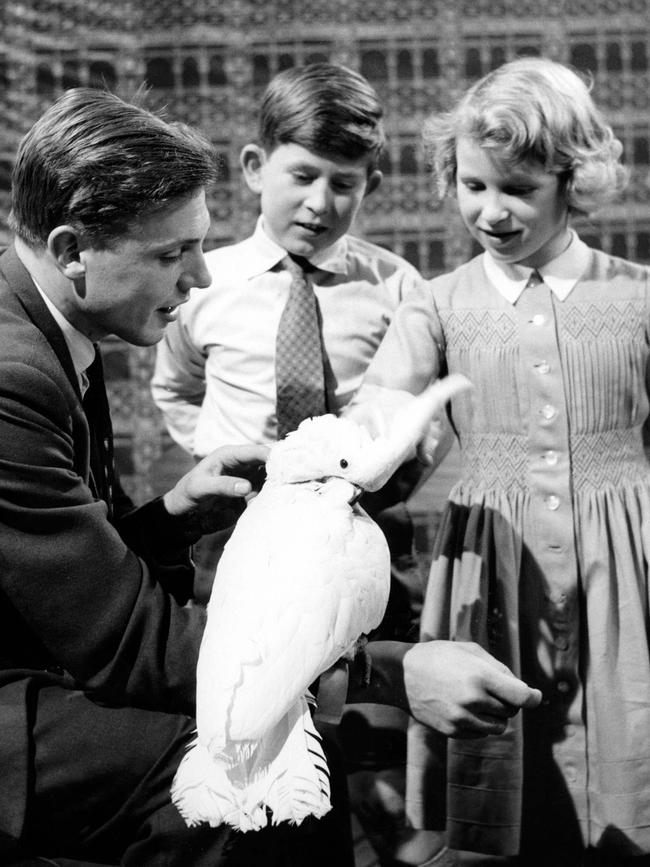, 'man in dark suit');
0,88,540,866
0,87,279,867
